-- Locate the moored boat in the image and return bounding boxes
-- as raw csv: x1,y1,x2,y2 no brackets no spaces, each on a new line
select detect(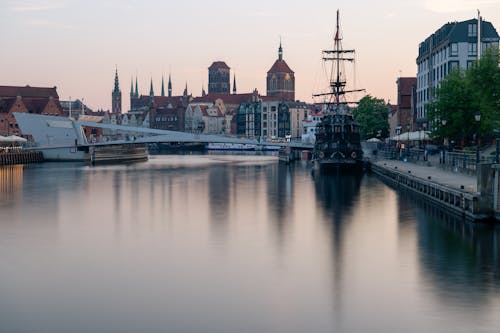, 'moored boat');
312,10,365,172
